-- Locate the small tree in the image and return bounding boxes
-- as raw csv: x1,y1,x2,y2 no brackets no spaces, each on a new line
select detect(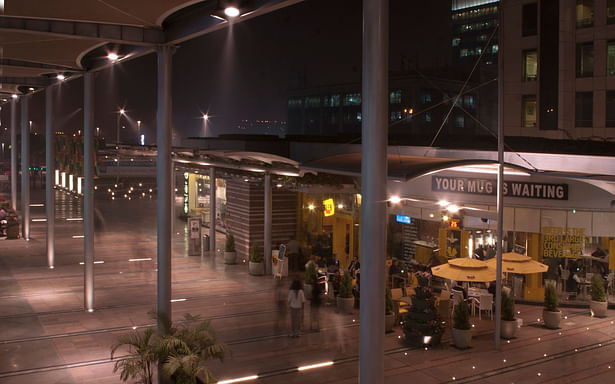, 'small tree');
249,244,262,263
339,272,353,298
305,262,317,285
501,291,515,321
544,284,559,312
225,233,235,252
591,274,606,302
453,301,471,330
385,287,394,315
